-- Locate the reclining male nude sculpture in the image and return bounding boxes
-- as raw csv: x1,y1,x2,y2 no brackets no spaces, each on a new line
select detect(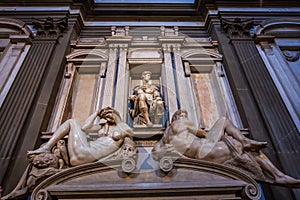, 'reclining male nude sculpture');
152,109,300,187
